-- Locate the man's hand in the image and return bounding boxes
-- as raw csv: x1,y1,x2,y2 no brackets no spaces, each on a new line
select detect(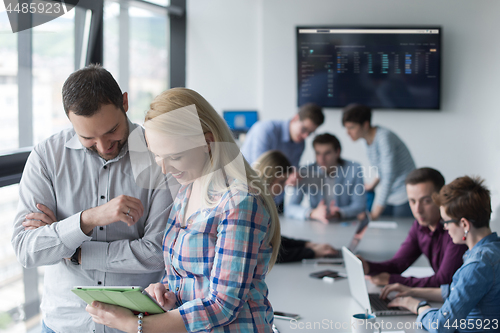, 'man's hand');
310,200,339,224
369,272,390,286
328,200,341,219
23,204,57,230
80,195,144,235
370,204,385,221
364,178,380,192
305,242,338,258
310,199,330,224
356,255,370,274
380,282,413,300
